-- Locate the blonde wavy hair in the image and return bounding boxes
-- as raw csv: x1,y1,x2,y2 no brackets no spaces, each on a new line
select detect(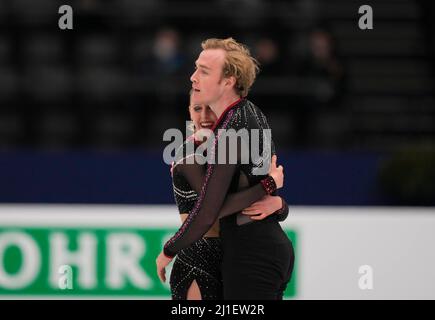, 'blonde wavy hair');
201,37,259,97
